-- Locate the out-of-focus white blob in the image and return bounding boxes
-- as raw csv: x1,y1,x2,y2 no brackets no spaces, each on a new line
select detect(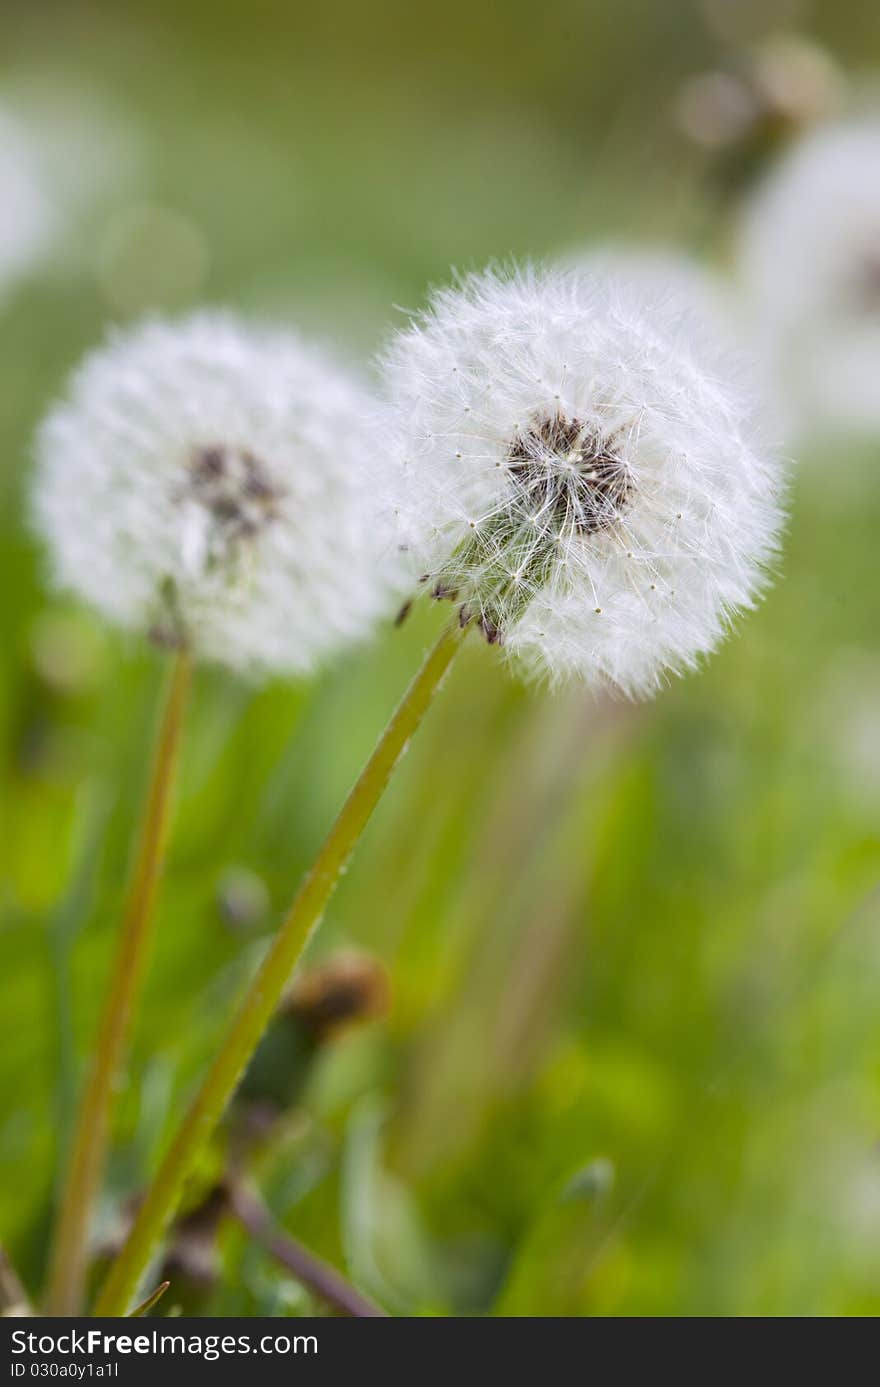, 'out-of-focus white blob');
0,106,57,302
0,80,148,300
8,79,147,220
750,34,842,128
676,72,759,150
738,119,880,439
